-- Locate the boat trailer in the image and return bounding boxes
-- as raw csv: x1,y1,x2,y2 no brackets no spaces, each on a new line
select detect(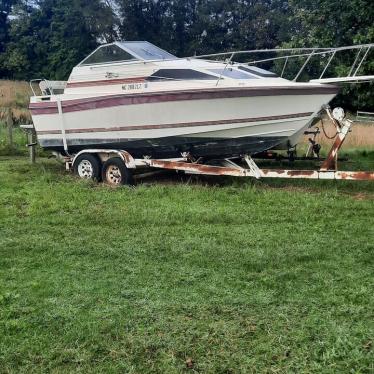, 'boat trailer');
23,107,374,183
65,109,373,183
